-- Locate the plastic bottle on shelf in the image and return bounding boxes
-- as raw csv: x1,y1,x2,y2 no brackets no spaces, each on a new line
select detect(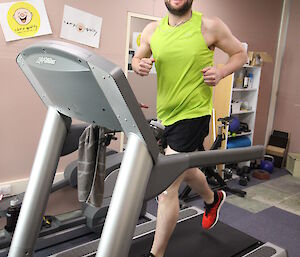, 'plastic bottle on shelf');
243,71,249,88
248,73,253,88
